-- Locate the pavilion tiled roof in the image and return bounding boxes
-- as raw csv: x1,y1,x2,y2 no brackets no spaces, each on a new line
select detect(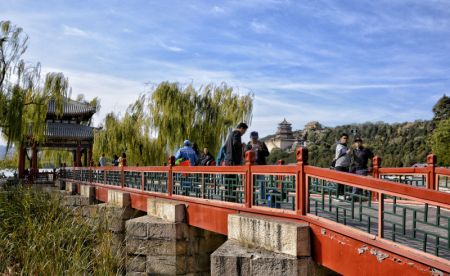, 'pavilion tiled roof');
45,122,94,140
47,98,96,116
